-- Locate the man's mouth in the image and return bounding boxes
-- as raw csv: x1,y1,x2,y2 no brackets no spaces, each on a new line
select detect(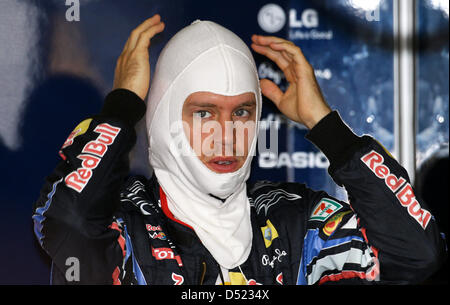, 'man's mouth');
208,157,239,173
